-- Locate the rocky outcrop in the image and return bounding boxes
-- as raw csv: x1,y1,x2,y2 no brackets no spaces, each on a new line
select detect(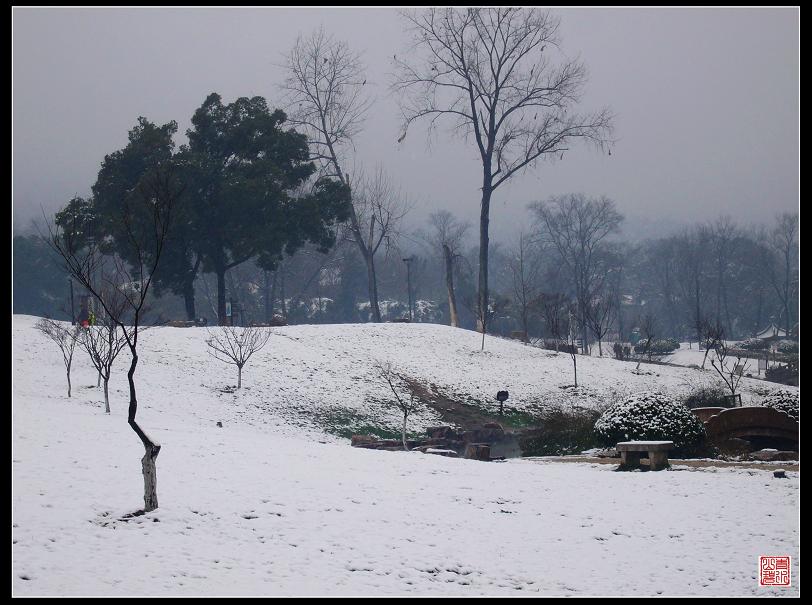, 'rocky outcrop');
352,424,509,461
